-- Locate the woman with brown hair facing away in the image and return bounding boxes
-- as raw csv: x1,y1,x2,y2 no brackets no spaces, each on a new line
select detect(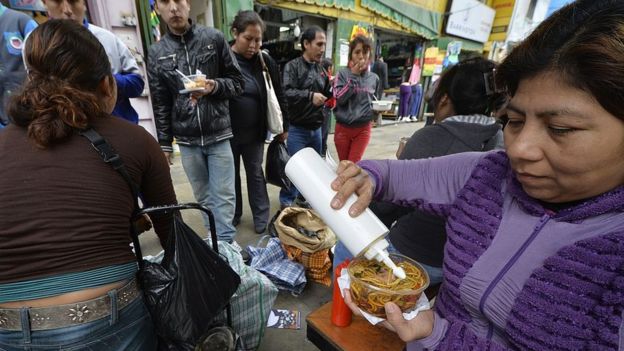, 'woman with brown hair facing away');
0,20,176,350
